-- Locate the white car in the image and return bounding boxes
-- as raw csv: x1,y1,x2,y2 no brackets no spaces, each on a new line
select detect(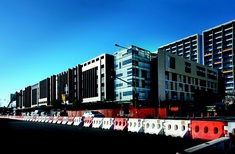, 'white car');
82,110,105,120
